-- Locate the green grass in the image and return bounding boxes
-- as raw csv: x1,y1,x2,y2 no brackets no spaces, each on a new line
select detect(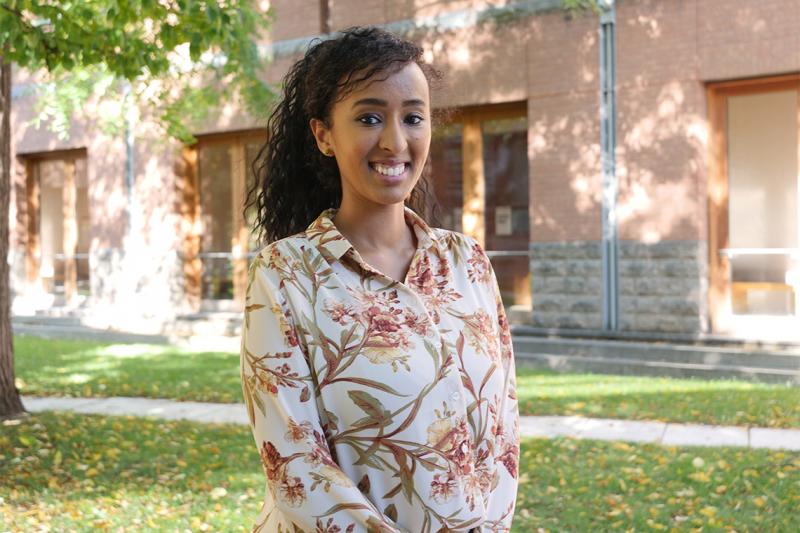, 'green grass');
13,335,800,427
1,412,261,531
13,336,242,403
514,436,800,532
2,413,798,532
515,366,800,428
